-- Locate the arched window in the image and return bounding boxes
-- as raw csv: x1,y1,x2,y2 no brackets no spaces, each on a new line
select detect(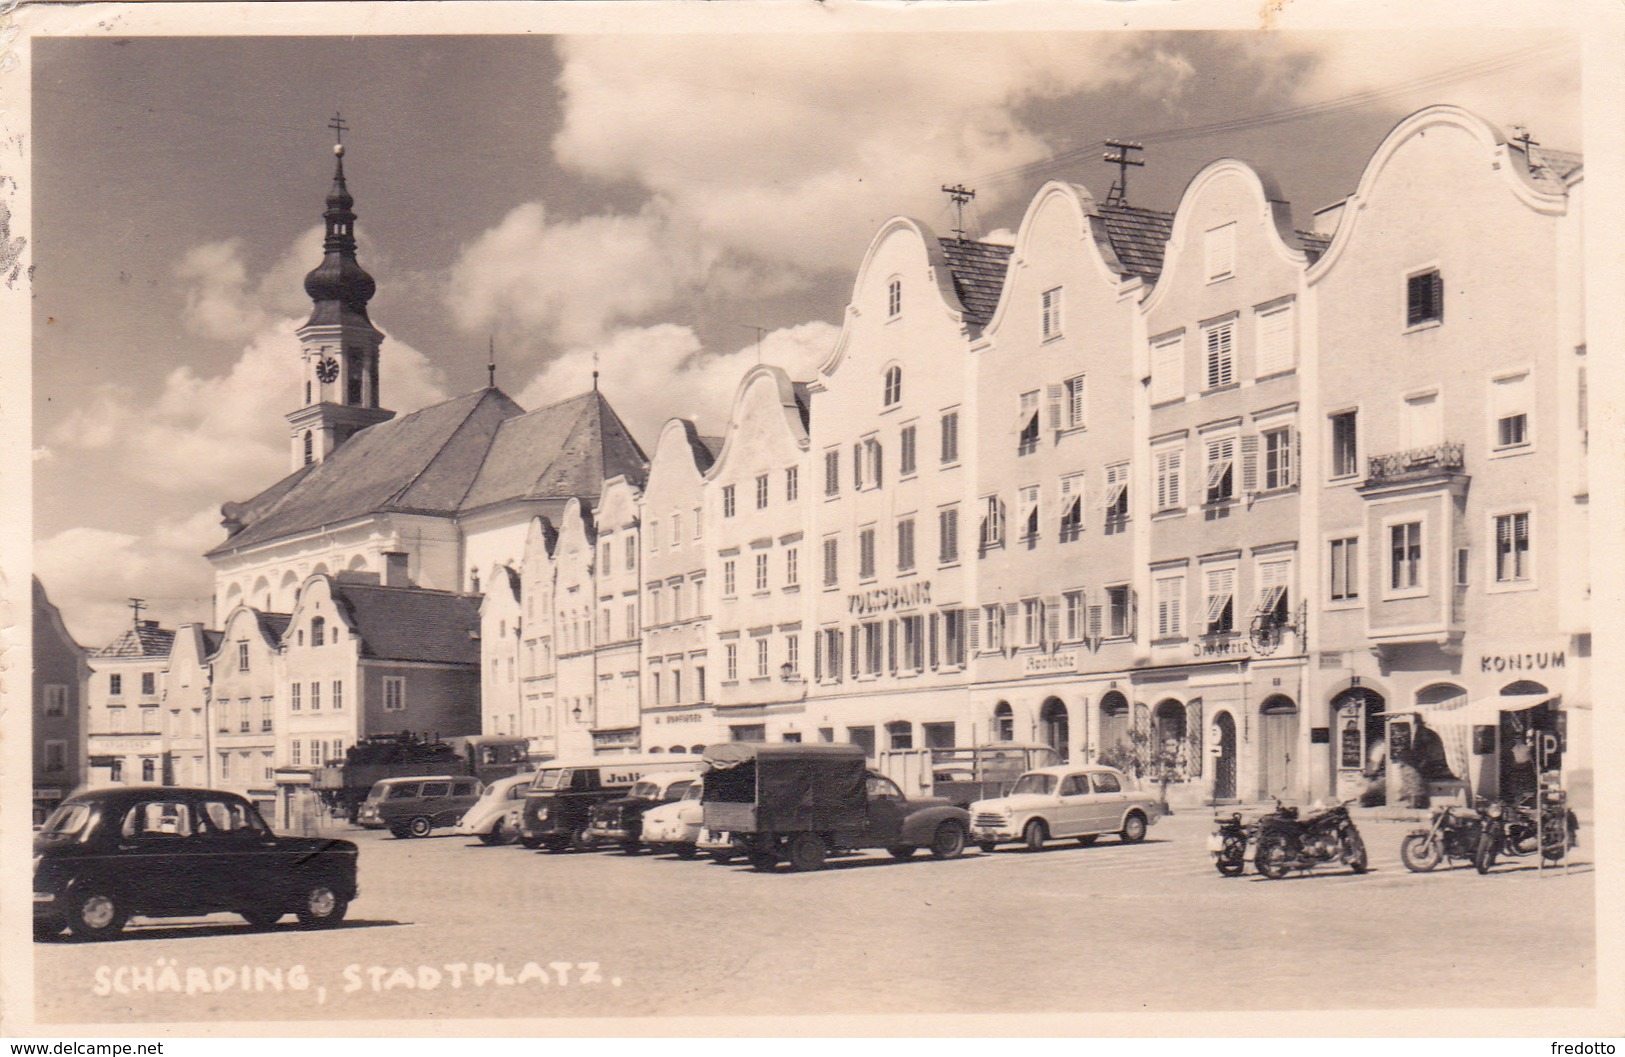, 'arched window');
311,617,325,648
993,701,1014,742
887,278,902,318
303,431,314,465
669,745,686,754
883,365,902,407
690,744,706,755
